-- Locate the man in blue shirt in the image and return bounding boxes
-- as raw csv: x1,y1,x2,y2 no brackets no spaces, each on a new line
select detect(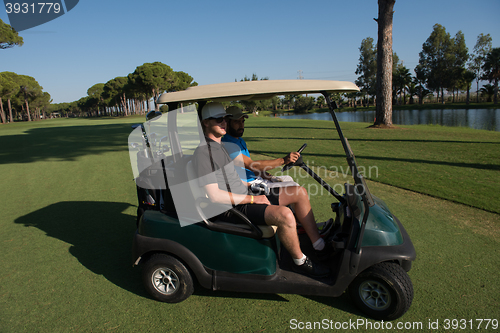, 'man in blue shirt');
222,106,298,185
222,106,330,252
